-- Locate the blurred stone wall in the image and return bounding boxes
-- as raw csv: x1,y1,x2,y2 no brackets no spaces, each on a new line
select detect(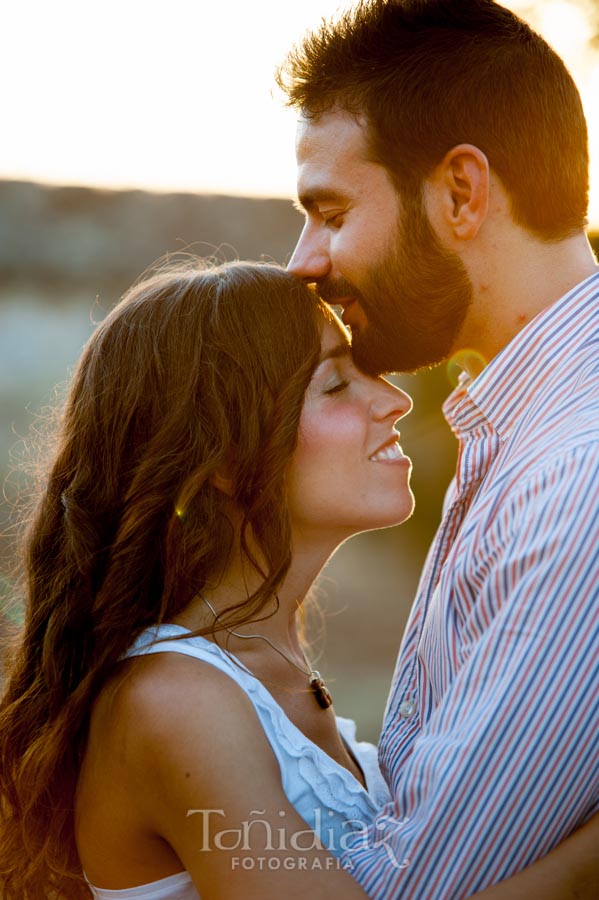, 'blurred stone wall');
0,179,305,292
